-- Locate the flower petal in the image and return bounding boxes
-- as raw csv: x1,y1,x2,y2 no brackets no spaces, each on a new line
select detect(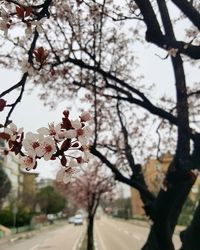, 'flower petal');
83,125,92,137
68,158,78,168
80,111,91,122
63,173,71,184
43,152,53,161
9,123,17,132
37,127,50,135
78,135,88,145
35,146,45,157
65,129,77,139
56,168,65,182
71,119,82,129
